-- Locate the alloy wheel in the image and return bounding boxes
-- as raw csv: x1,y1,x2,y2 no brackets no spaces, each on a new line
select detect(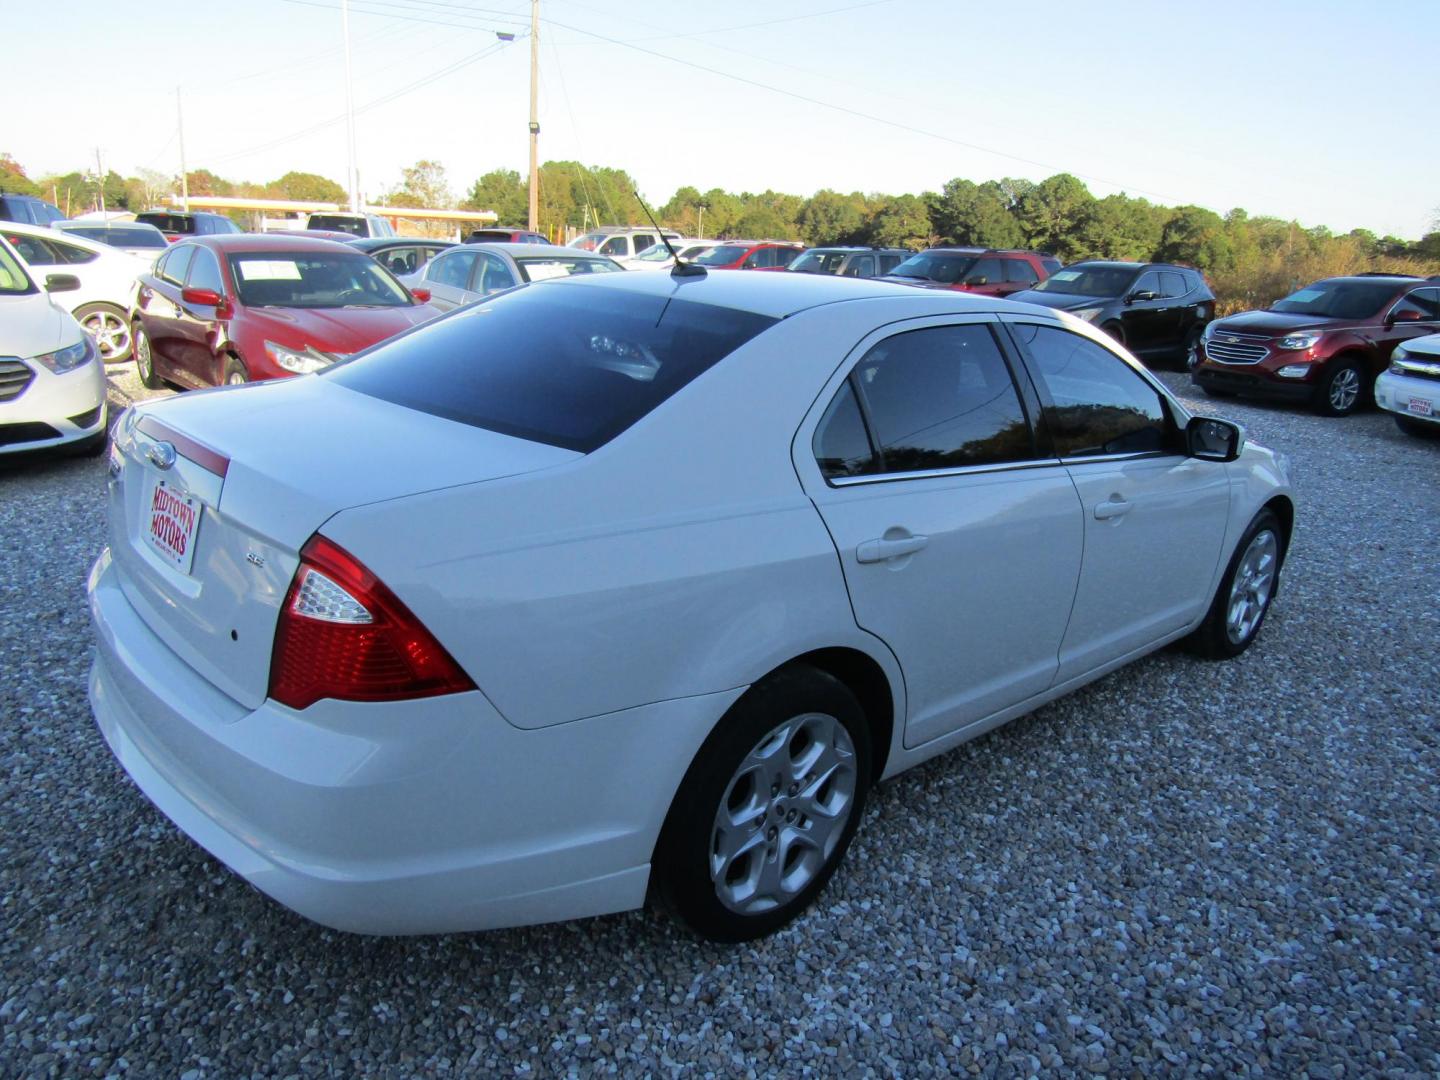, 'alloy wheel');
709,712,857,915
1328,367,1360,412
82,309,131,362
1226,529,1278,645
135,331,152,379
